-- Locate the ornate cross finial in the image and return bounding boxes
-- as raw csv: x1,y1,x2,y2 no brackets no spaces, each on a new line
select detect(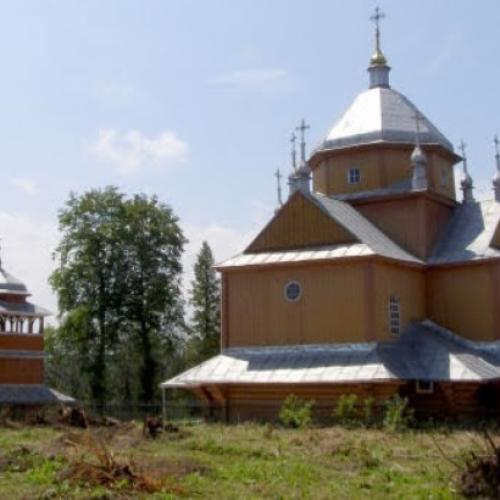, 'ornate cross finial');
275,168,283,207
370,6,385,54
458,140,468,173
296,119,311,163
290,132,297,171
